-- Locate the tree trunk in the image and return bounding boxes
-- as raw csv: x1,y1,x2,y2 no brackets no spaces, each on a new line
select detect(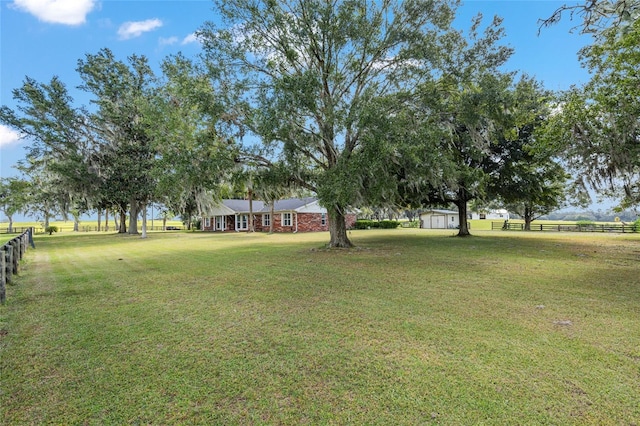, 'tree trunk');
7,215,13,233
456,191,471,237
269,203,275,234
328,206,353,248
118,209,127,234
73,215,80,232
105,210,109,232
248,189,254,232
162,217,167,231
141,204,147,239
524,206,532,231
97,209,102,232
128,200,139,235
43,213,50,230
